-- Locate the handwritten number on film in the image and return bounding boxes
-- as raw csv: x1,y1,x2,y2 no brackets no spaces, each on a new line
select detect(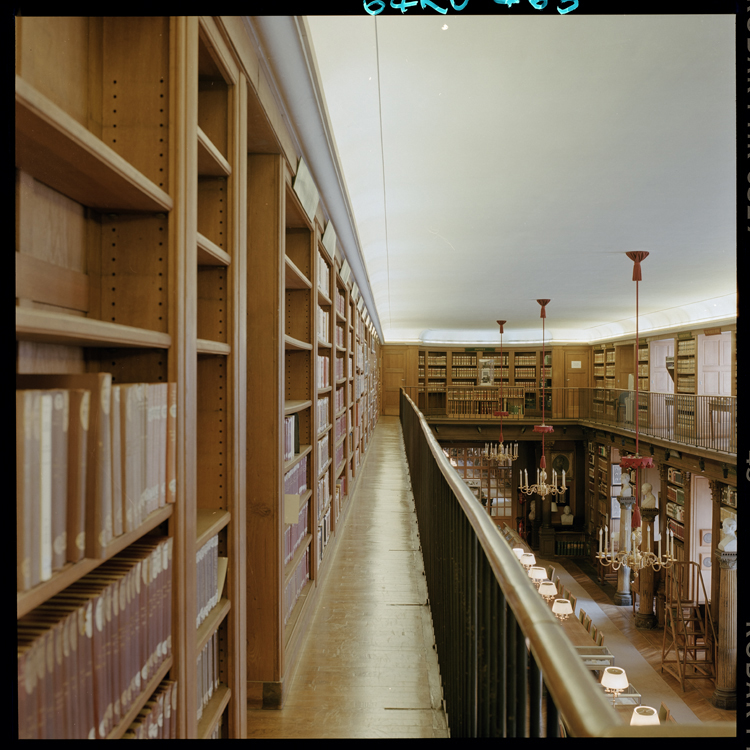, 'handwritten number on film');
364,0,579,14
